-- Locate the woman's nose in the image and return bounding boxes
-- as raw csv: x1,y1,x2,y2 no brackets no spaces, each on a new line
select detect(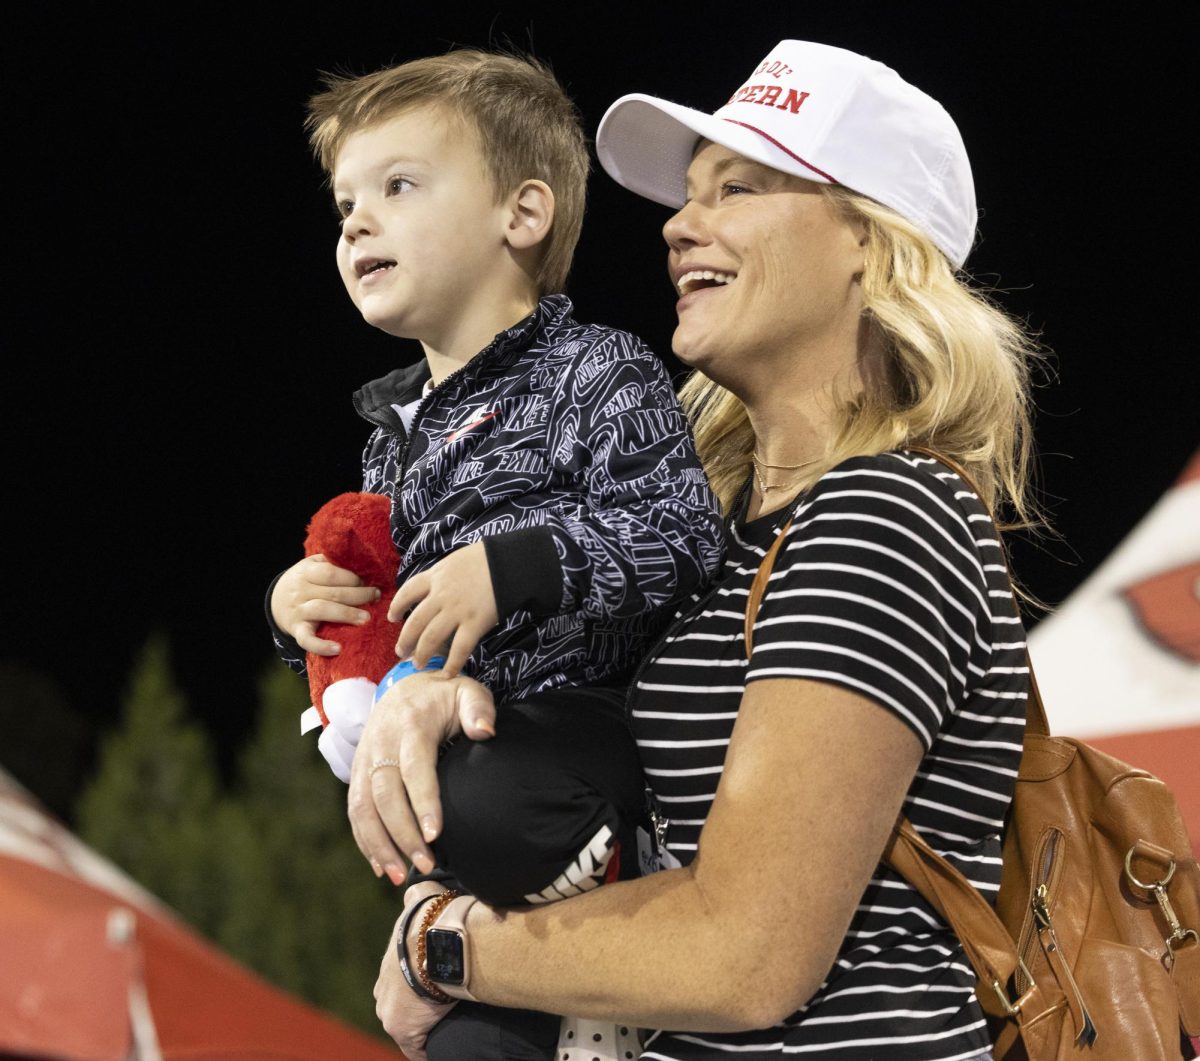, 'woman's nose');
663,199,709,251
